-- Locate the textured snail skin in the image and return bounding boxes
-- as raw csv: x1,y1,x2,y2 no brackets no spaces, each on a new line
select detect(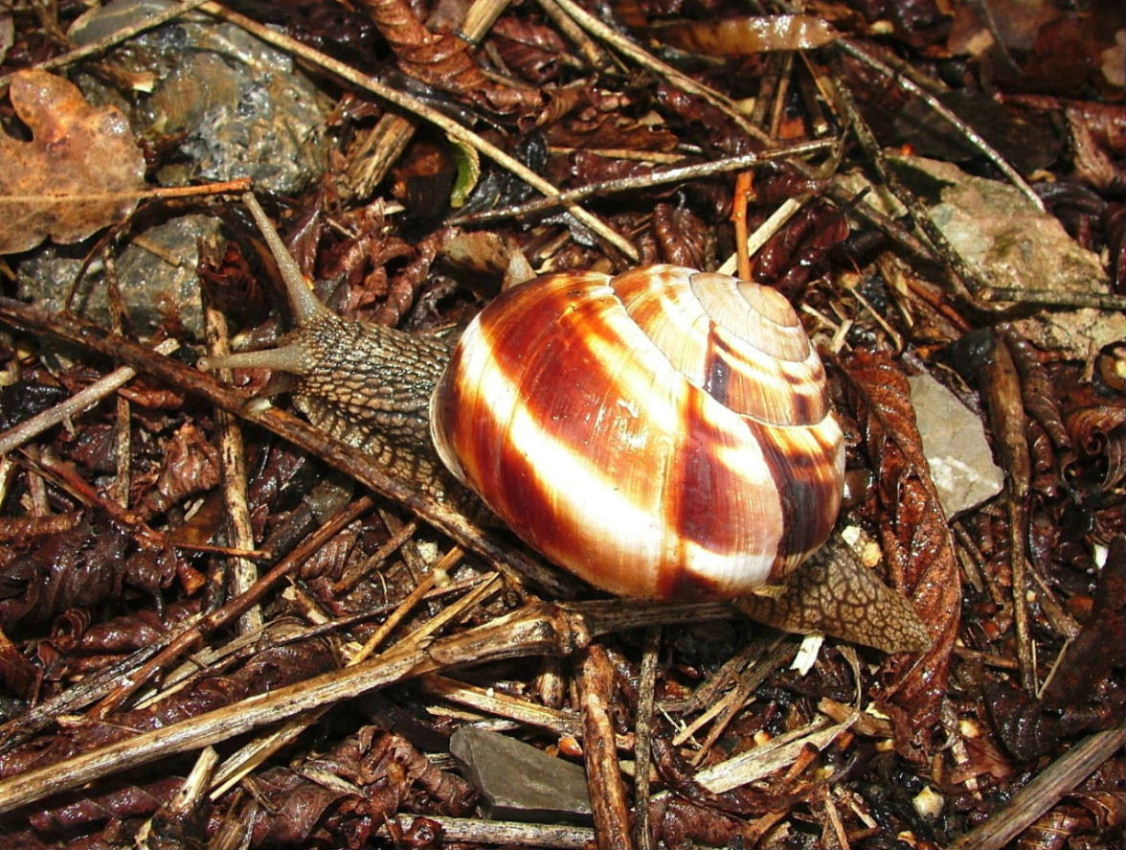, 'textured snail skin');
429,265,844,600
